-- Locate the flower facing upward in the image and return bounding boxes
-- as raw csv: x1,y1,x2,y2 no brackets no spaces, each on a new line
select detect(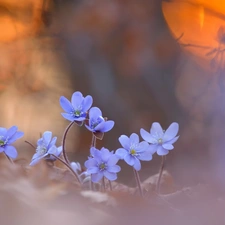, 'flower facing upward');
140,122,179,156
0,126,24,159
85,107,114,134
115,133,153,171
84,147,121,183
60,91,93,122
30,131,62,166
